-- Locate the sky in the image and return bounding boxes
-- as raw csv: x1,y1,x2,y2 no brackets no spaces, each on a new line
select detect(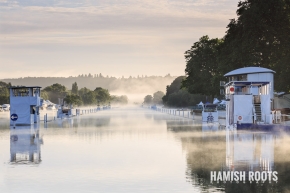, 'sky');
0,0,239,79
